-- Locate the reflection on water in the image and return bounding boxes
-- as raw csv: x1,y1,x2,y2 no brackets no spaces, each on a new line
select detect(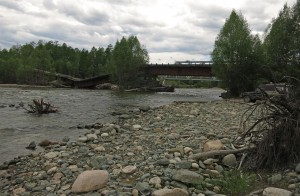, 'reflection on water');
0,87,224,164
